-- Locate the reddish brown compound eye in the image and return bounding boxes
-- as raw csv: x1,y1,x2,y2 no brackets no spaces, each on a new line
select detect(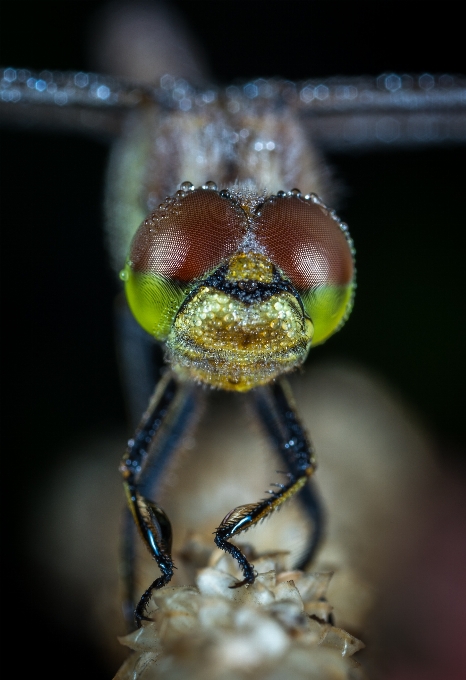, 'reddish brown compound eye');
129,187,248,282
254,194,354,290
